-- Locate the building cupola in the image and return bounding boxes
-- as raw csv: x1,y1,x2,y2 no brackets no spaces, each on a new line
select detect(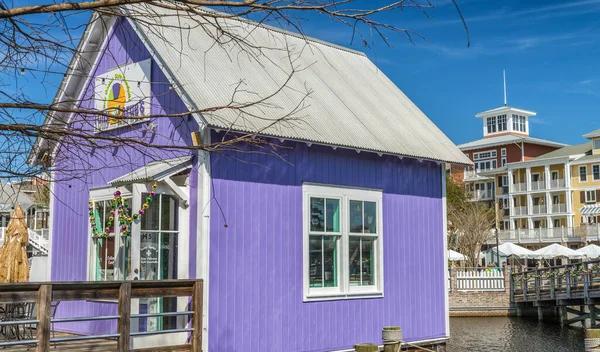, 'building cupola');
475,106,536,138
